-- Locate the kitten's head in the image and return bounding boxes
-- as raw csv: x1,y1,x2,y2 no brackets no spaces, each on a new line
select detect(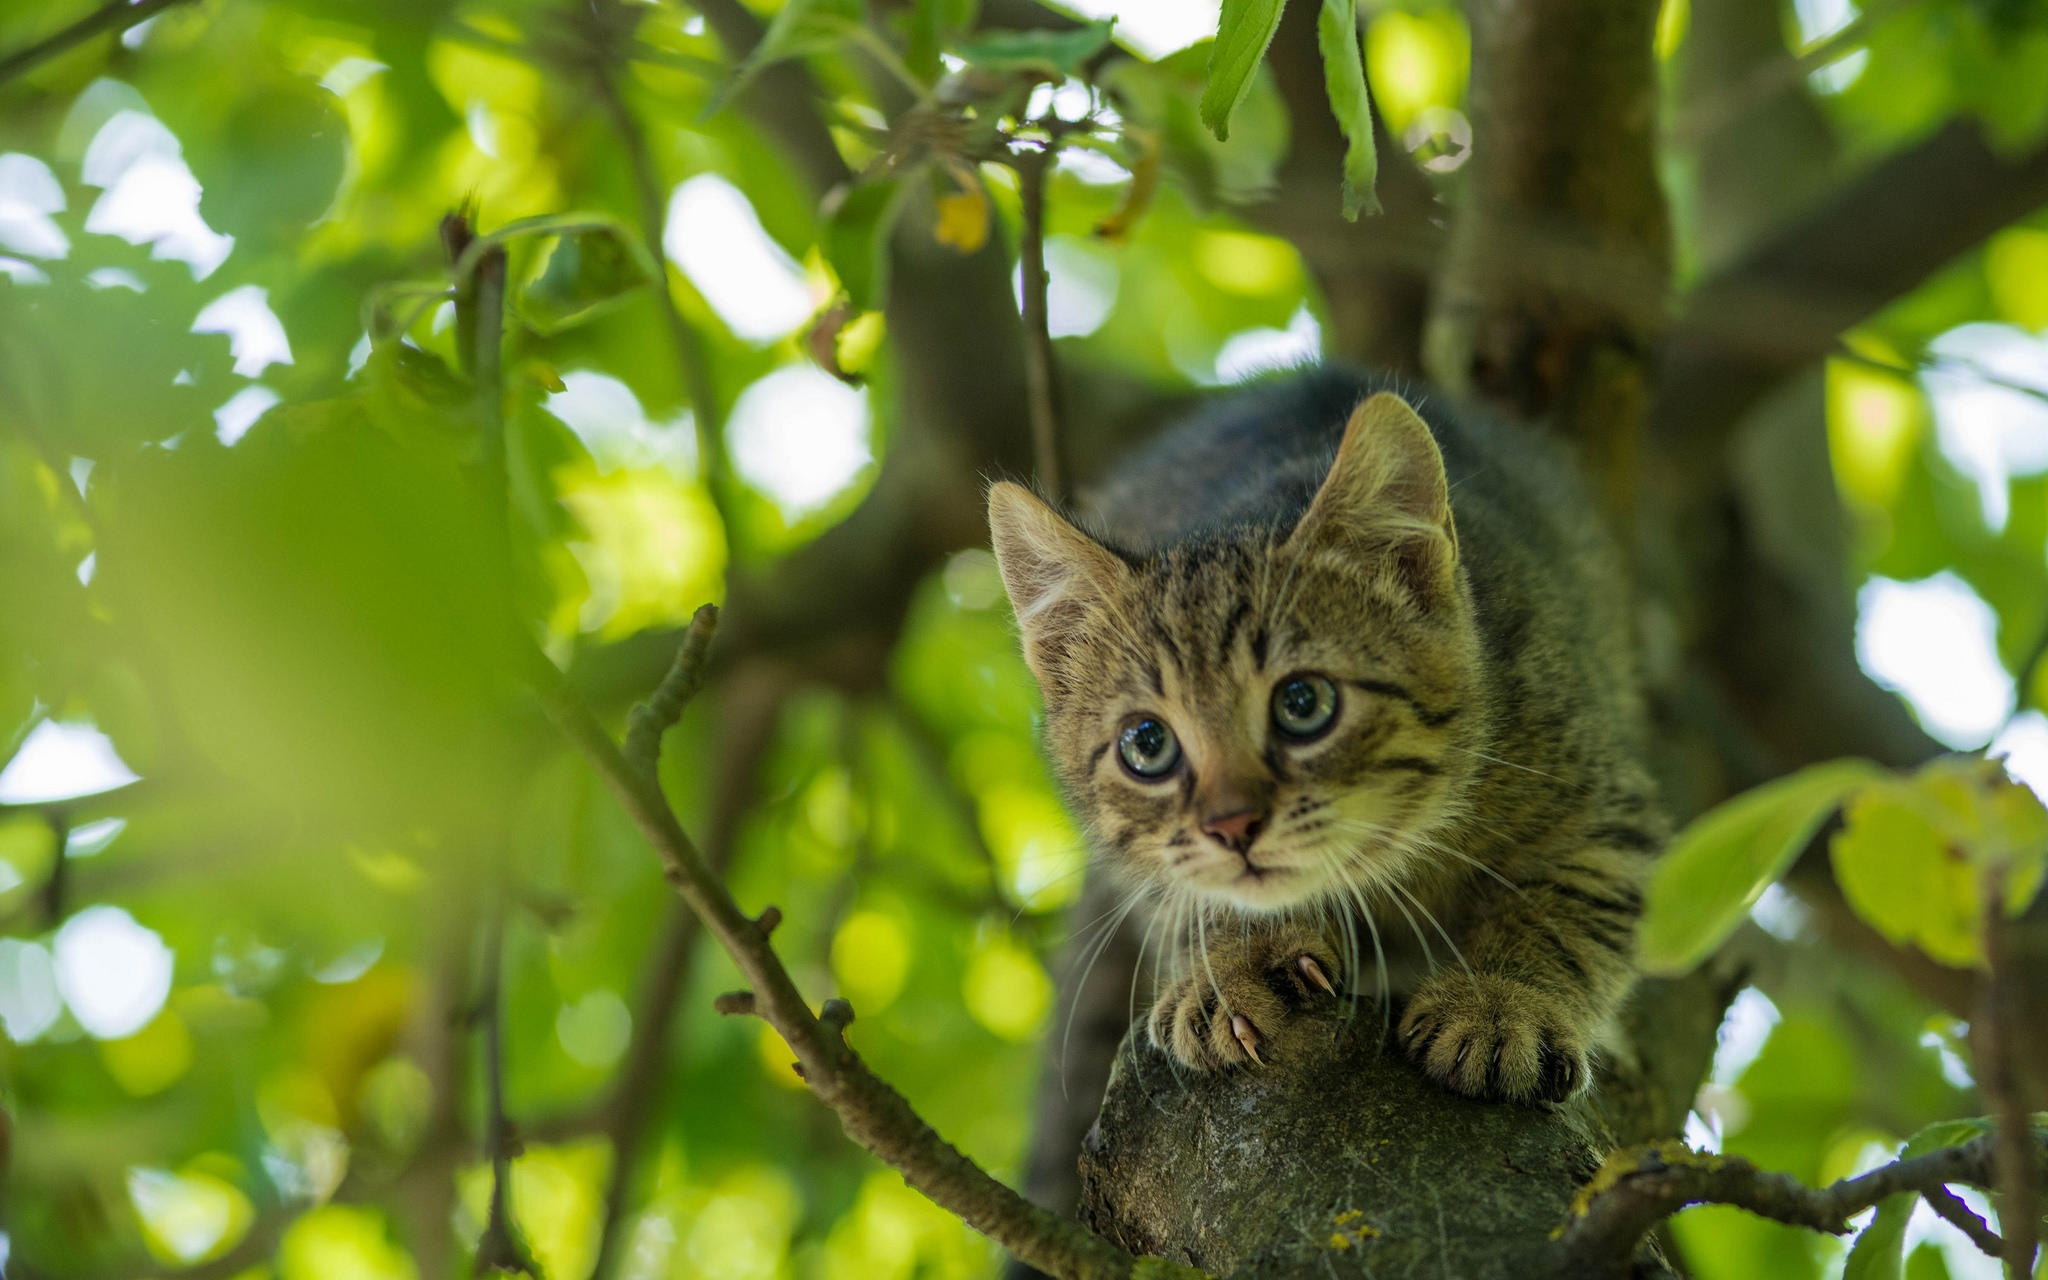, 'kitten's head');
989,393,1483,914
